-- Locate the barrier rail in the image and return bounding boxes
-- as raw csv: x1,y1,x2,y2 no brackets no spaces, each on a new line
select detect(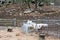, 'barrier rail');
0,18,16,26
